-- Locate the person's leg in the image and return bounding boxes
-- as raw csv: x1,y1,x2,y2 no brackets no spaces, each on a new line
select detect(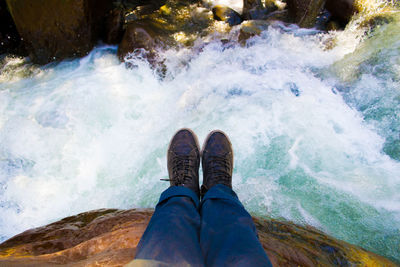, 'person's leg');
199,130,272,267
200,185,272,267
135,186,204,266
134,129,205,266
